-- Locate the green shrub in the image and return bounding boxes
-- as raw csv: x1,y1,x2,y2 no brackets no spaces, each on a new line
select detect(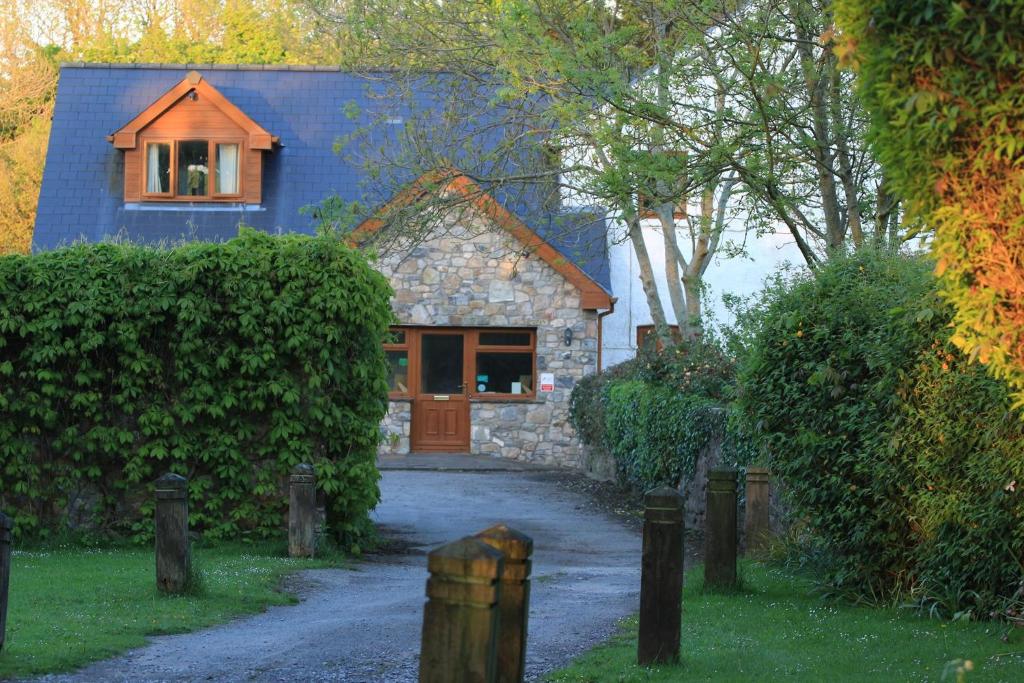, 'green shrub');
0,229,393,547
570,339,748,492
568,352,642,461
892,338,1024,618
604,380,724,491
736,249,1024,614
